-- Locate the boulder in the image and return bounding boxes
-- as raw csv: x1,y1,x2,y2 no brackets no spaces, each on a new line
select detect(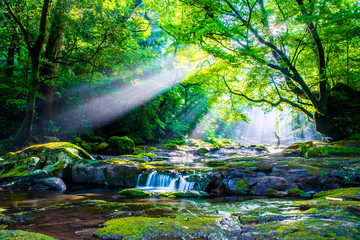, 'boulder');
253,176,292,195
32,177,66,191
108,136,135,155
